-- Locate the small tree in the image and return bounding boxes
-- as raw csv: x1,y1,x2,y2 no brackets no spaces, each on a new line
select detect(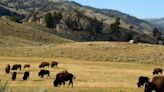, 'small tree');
45,13,53,28
129,25,133,30
110,18,121,32
153,28,159,37
115,18,121,26
153,28,162,44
